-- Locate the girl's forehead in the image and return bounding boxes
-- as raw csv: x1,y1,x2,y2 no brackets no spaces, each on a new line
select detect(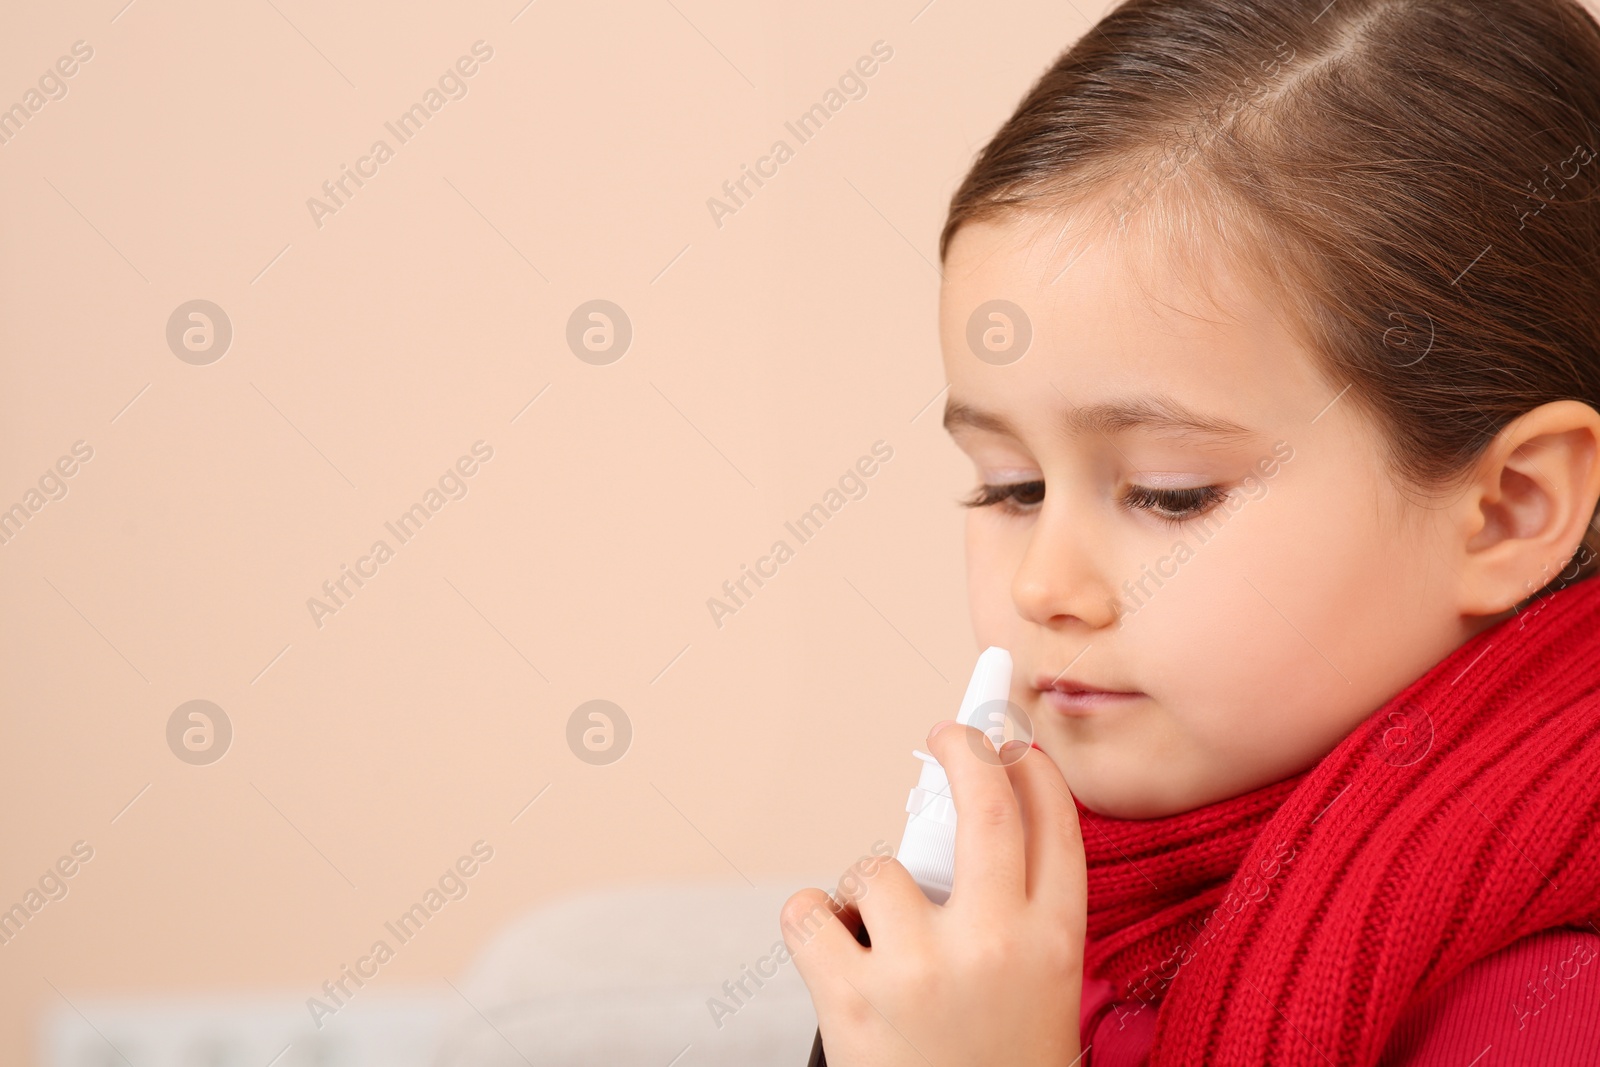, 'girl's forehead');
942,205,1274,329
942,224,1292,371
937,216,1338,437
